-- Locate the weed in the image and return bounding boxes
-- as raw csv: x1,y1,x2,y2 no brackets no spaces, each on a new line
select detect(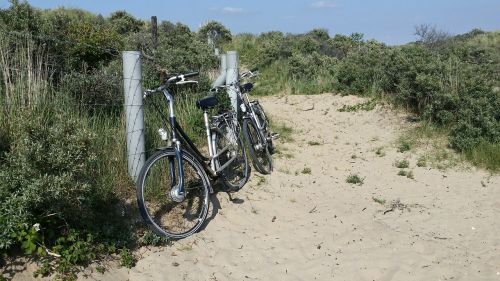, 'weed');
338,99,377,112
351,154,357,159
372,197,386,205
95,266,106,274
397,170,408,176
375,147,386,157
256,176,267,186
346,174,364,185
417,156,427,167
398,140,411,152
120,249,135,269
394,159,410,169
387,199,410,212
141,231,169,247
308,141,321,146
33,261,51,278
406,170,414,179
301,167,312,174
271,121,293,143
